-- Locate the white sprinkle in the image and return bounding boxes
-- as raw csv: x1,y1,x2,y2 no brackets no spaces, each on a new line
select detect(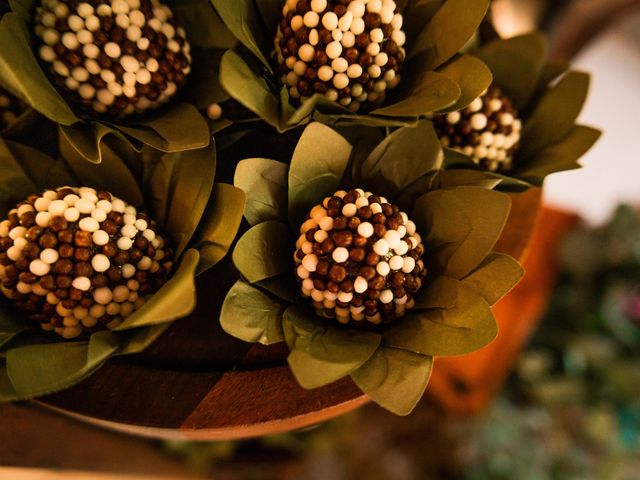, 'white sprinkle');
48,200,66,217
78,83,95,100
303,11,319,28
370,27,384,43
311,0,327,12
383,230,401,249
39,45,56,62
402,257,416,273
40,248,59,264
121,55,140,73
376,261,390,276
333,72,349,89
314,229,328,243
30,259,50,276
68,14,84,31
318,216,334,231
348,0,366,17
332,57,348,73
338,291,353,303
78,217,99,232
326,41,342,59
350,17,365,35
318,65,334,82
298,44,315,63
346,63,363,79
471,113,488,130
391,29,406,46
291,14,303,31
342,203,357,217
332,247,349,263
338,11,353,31
36,212,51,227
94,287,113,305
389,255,403,270
85,14,100,31
130,9,146,27
354,276,368,294
302,253,318,272
373,239,389,256
71,276,91,291
501,113,514,126
368,64,381,78
297,264,310,279
322,11,338,30
380,289,394,304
